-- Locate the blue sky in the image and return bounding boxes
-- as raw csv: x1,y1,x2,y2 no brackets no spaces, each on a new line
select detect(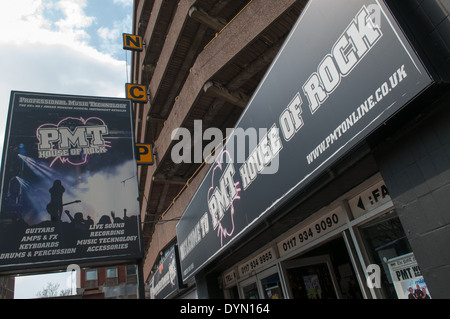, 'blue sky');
0,0,134,161
0,0,134,298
